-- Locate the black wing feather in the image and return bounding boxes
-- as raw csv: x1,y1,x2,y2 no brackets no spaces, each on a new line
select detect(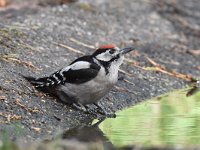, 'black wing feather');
23,55,100,90
63,63,100,84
